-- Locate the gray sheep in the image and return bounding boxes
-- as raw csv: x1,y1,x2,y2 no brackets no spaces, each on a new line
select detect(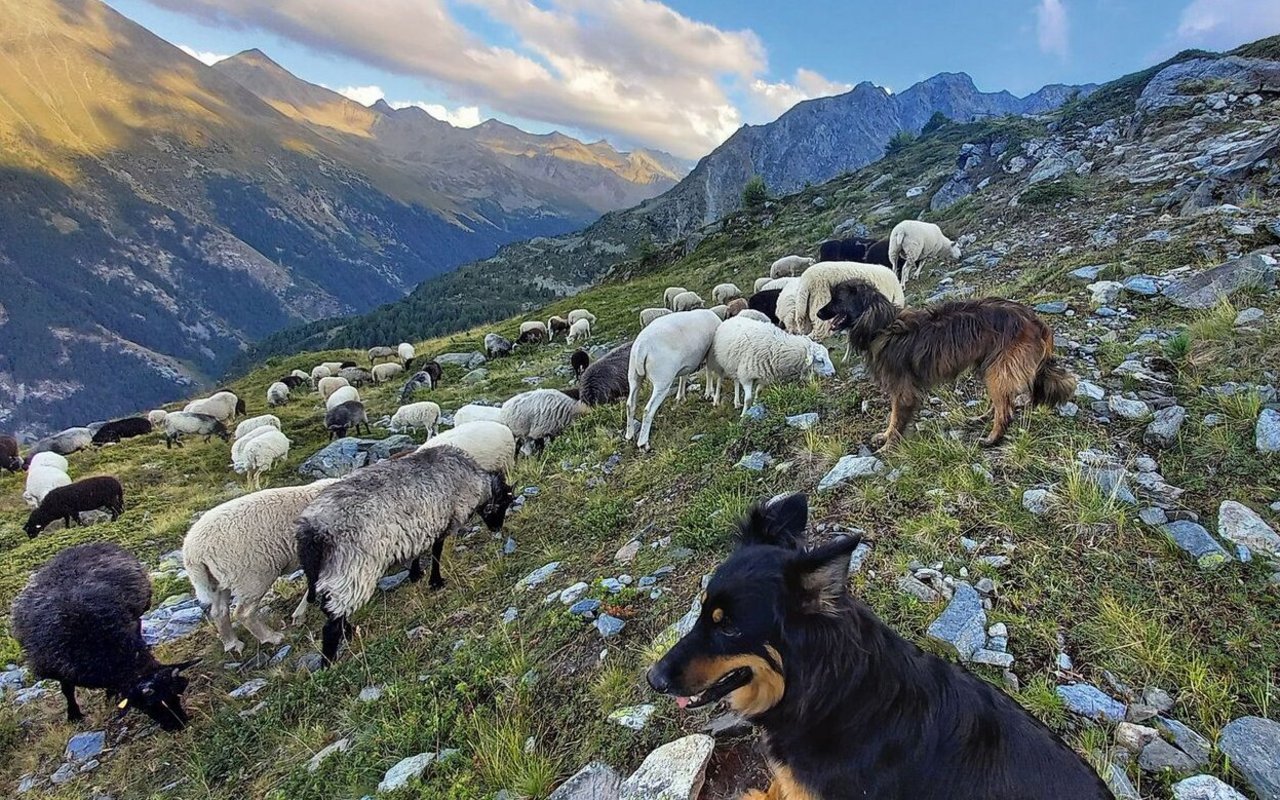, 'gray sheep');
163,412,229,449
325,400,370,440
